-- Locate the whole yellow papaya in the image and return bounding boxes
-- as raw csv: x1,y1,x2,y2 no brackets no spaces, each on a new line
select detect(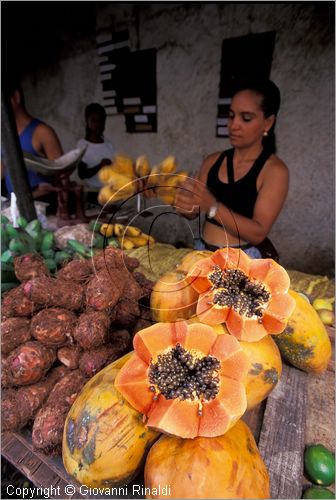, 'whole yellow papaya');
144,419,270,499
62,352,159,487
274,290,332,374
